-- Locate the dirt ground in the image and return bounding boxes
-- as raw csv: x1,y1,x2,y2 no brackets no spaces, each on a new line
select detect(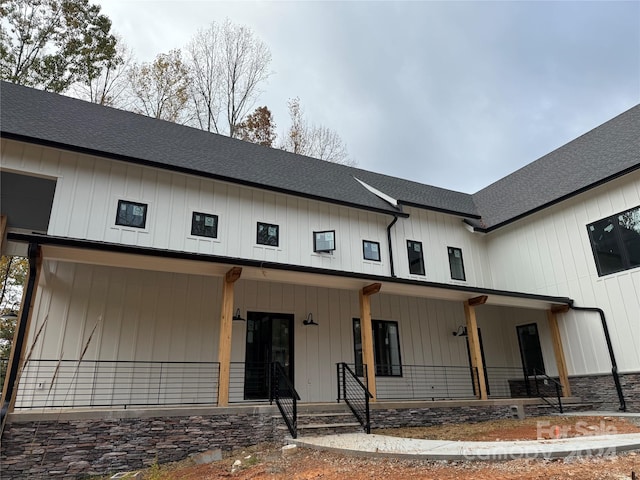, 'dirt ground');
129,416,640,480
